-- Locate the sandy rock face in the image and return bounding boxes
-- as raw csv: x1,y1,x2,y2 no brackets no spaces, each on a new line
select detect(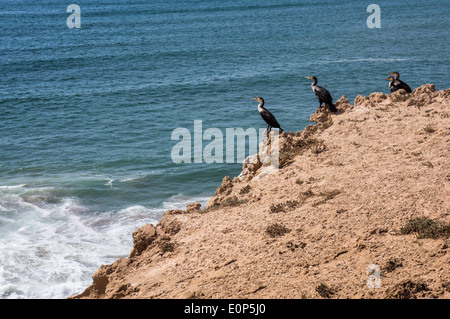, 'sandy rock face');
186,203,202,214
413,83,435,95
130,224,157,257
72,84,450,300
